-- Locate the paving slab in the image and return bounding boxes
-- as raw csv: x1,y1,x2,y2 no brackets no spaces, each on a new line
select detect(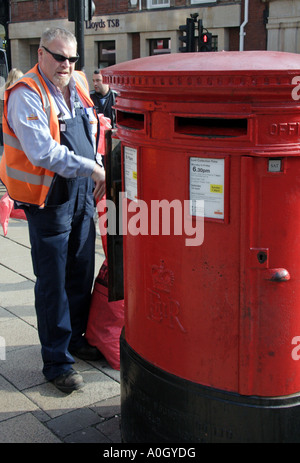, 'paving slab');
64,425,111,443
46,407,103,438
0,375,39,422
0,412,61,443
0,234,34,281
0,345,45,390
0,316,40,352
23,368,120,419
